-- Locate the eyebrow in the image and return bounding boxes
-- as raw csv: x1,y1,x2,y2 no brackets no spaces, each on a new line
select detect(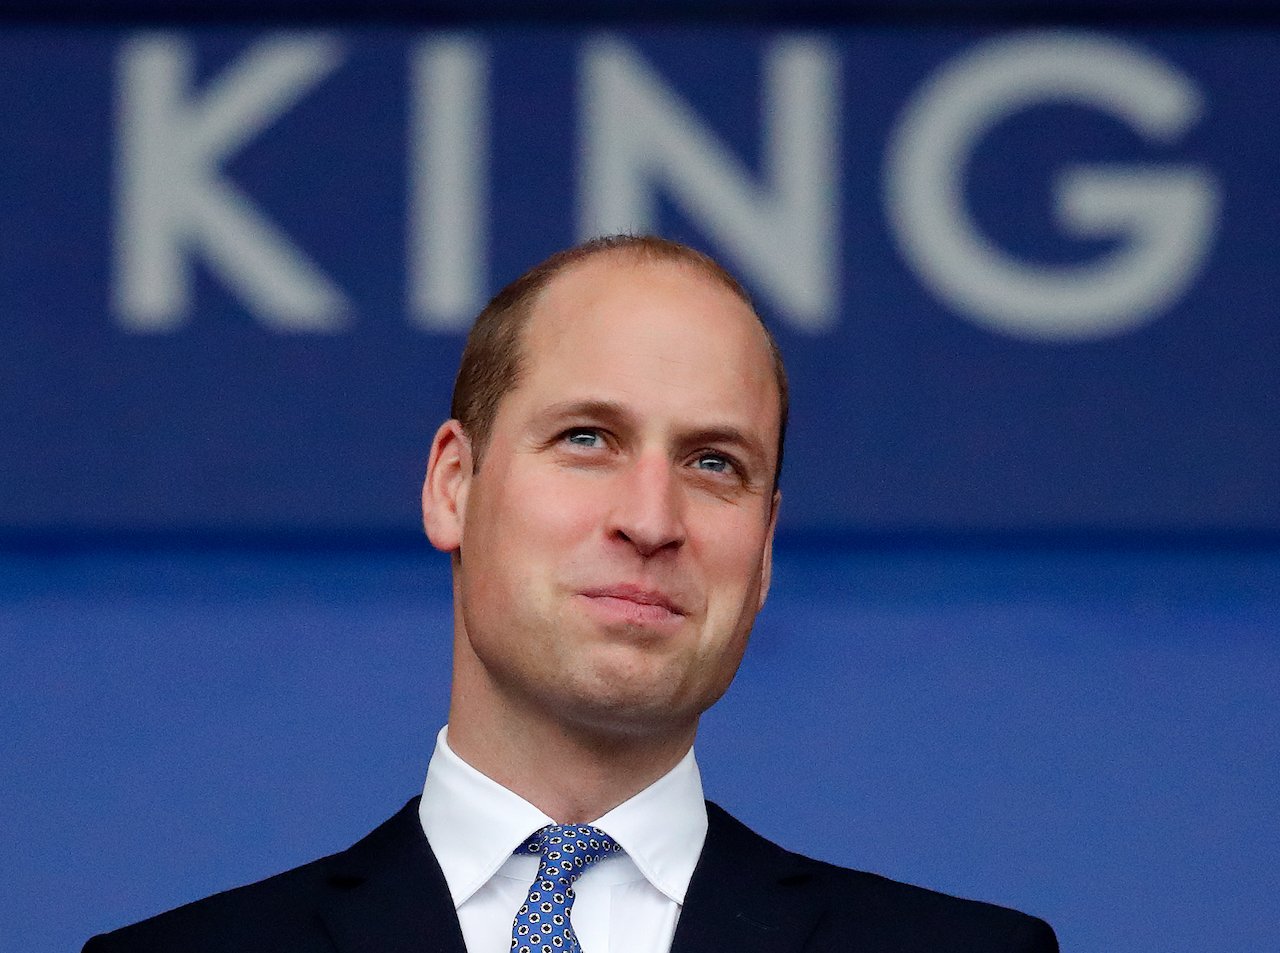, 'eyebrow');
535,399,771,476
536,399,633,430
